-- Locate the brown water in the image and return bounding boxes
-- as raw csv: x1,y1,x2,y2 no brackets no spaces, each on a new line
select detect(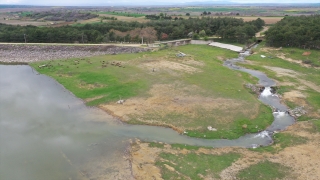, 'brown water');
0,62,293,179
